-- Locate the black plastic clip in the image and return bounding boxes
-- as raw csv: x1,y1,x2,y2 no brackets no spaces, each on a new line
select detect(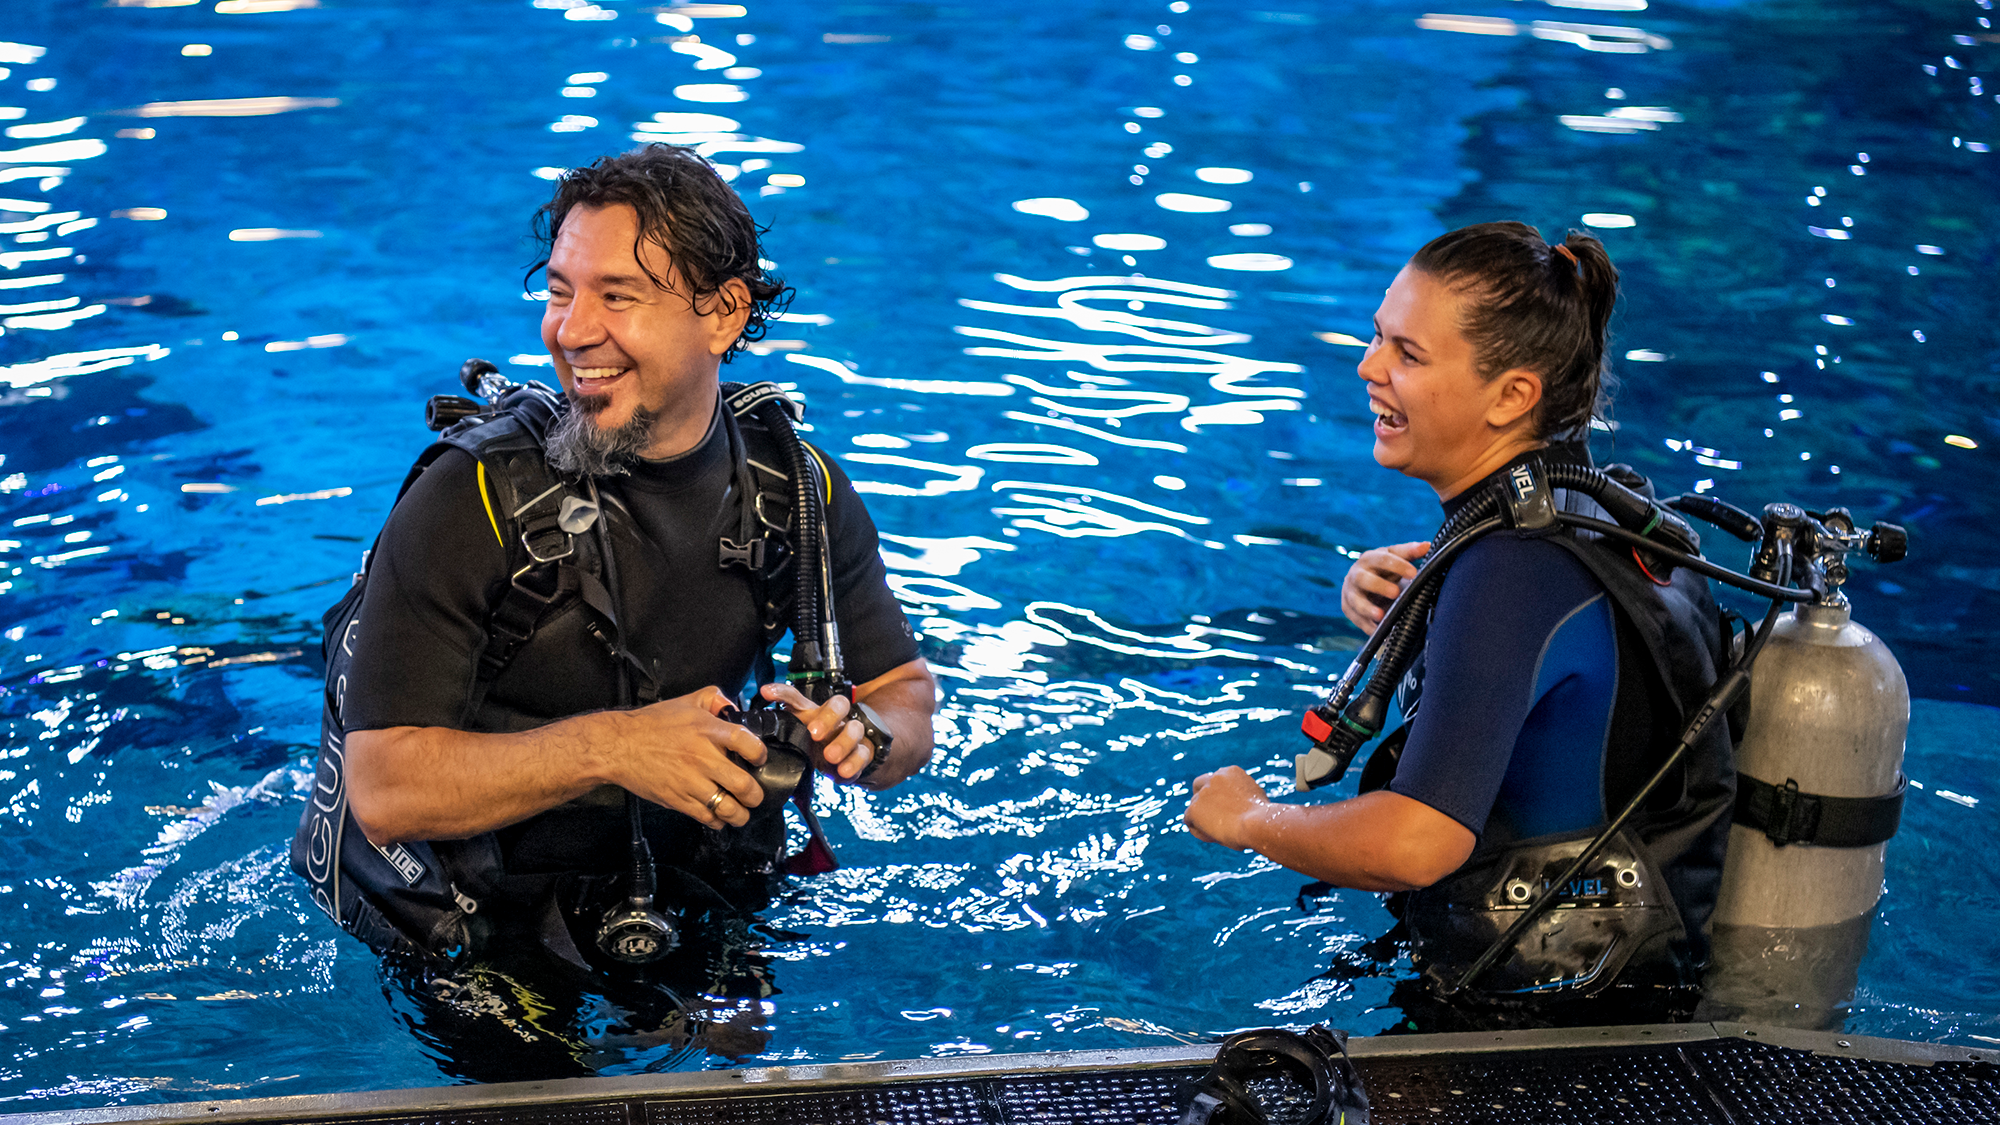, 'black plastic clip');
719,536,765,571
